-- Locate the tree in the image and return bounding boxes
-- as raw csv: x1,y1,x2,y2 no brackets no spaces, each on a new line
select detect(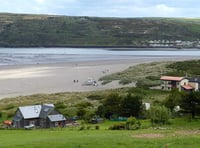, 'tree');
180,91,200,118
121,94,143,117
164,89,182,111
101,93,122,119
148,105,171,125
